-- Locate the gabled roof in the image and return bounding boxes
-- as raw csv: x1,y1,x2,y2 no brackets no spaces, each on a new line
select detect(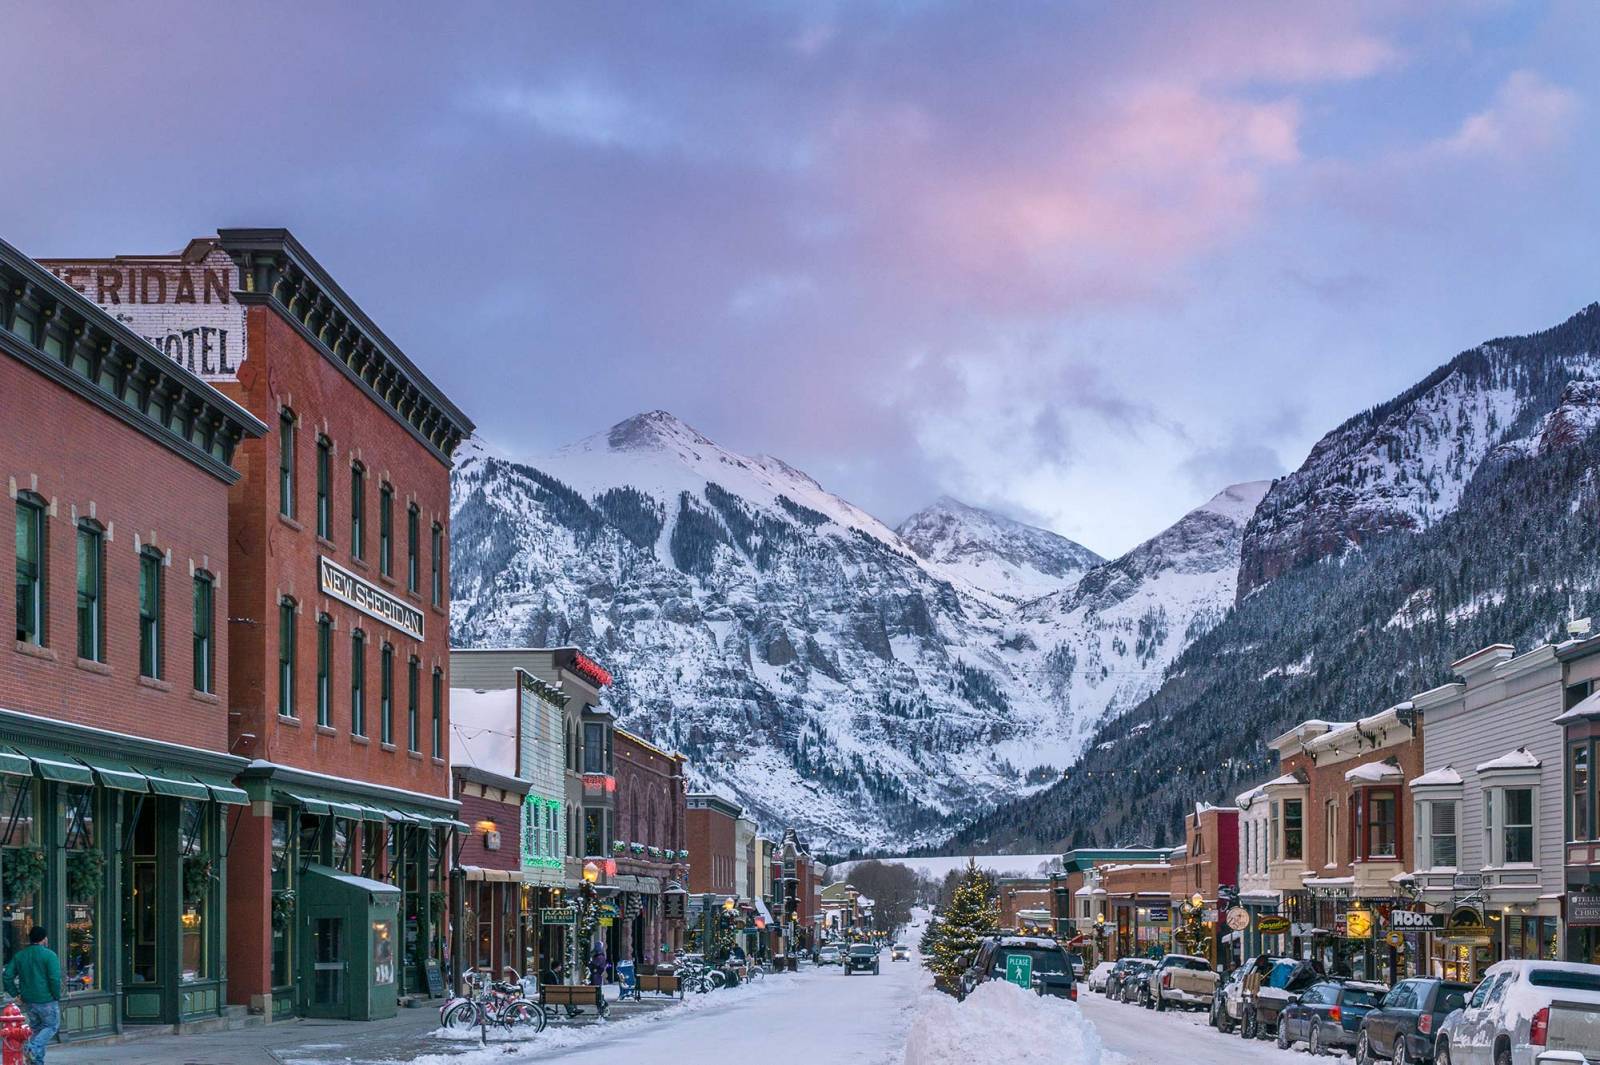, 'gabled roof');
1476,747,1541,773
1411,765,1463,788
1345,759,1403,784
